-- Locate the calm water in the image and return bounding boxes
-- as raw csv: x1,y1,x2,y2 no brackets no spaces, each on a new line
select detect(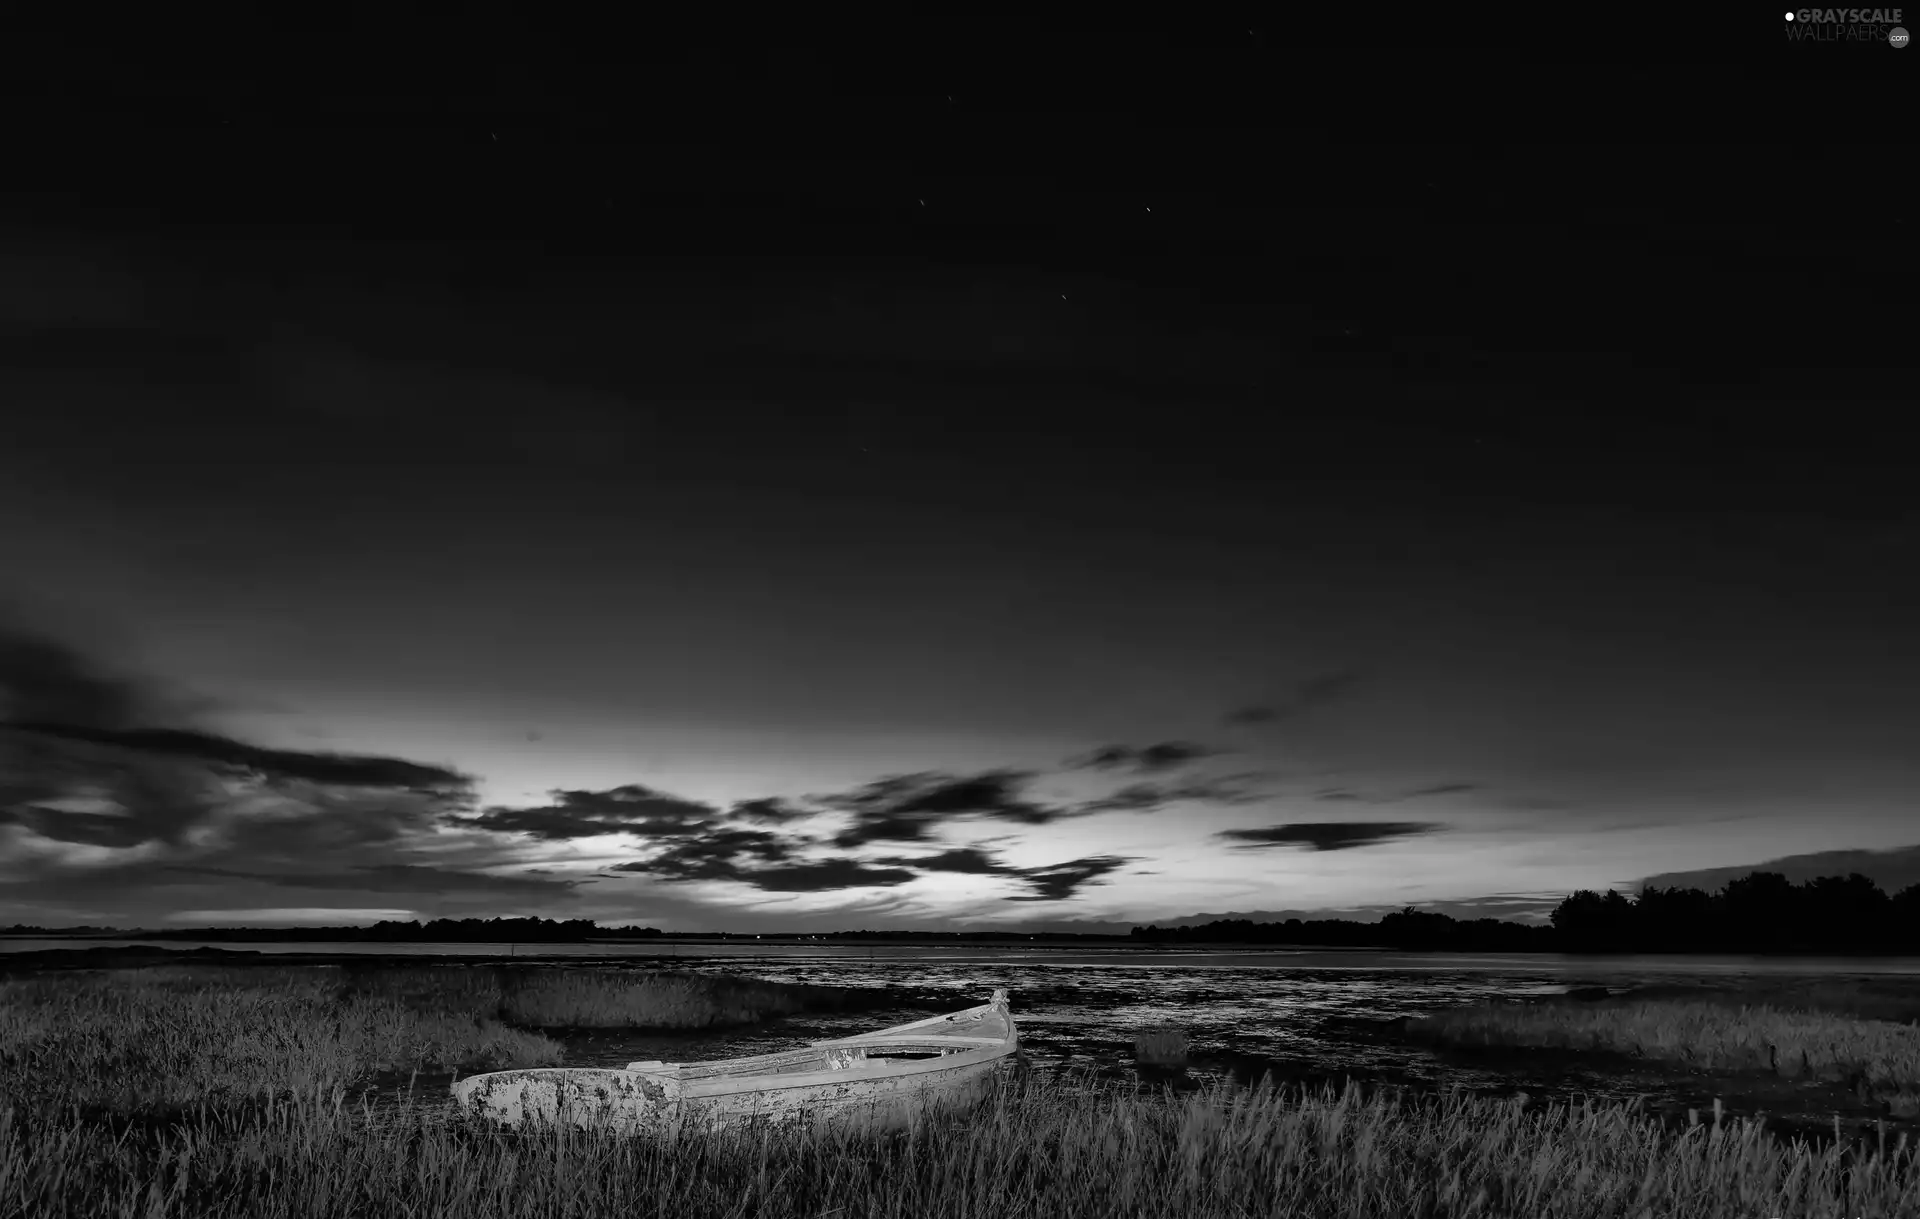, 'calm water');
14,938,1919,1143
